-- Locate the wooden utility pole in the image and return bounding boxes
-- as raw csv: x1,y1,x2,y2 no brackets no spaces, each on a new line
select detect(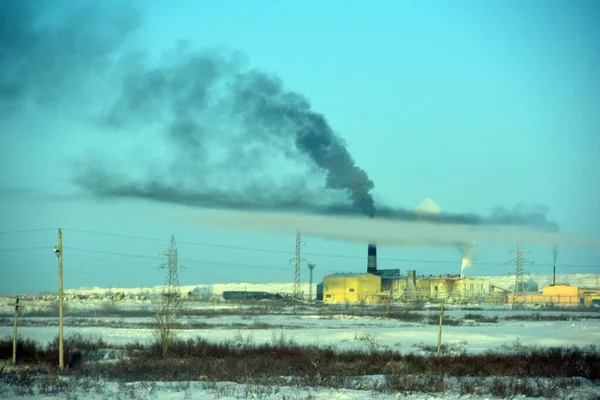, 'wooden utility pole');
12,297,20,365
57,228,64,369
437,300,445,357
